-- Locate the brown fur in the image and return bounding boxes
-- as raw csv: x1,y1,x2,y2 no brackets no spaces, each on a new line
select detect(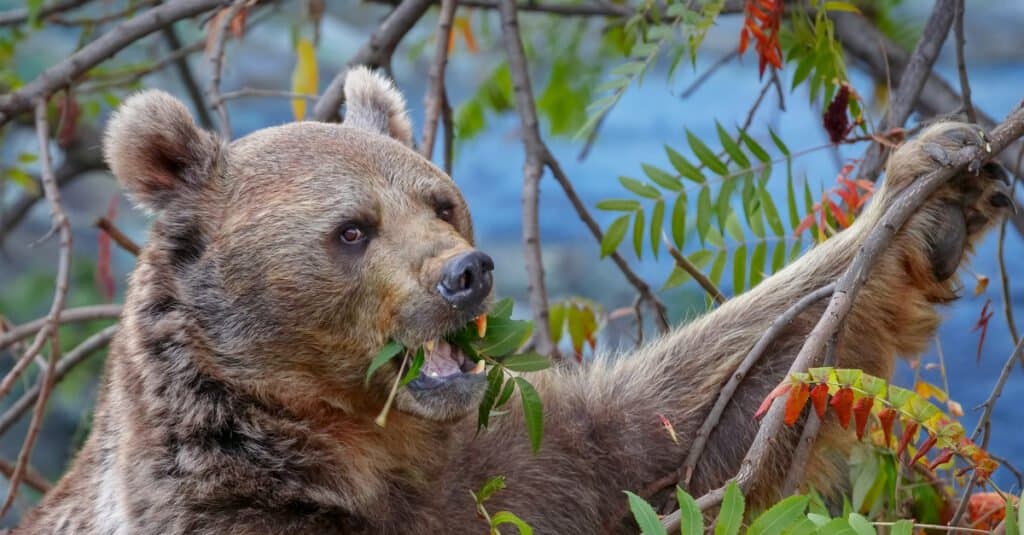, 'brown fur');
15,68,1010,534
